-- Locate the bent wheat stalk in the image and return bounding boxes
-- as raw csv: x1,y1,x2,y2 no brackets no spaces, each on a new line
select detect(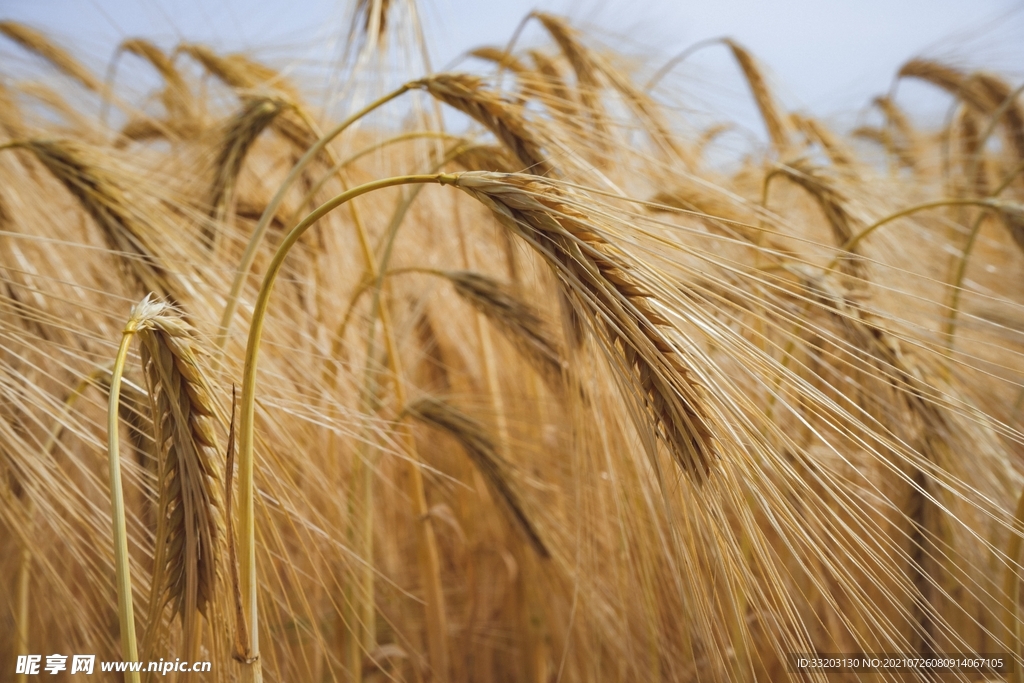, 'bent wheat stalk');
236,173,453,683
107,299,167,683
